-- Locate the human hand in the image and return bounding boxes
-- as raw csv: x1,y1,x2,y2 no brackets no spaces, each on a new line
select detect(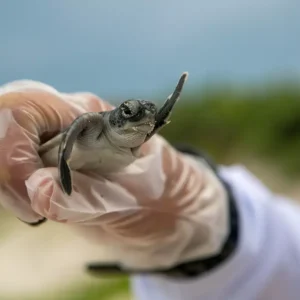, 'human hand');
0,80,112,224
0,79,229,271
